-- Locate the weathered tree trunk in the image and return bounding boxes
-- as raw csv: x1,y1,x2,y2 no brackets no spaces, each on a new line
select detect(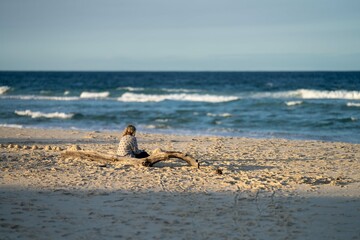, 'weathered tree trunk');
142,151,199,168
61,149,199,168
